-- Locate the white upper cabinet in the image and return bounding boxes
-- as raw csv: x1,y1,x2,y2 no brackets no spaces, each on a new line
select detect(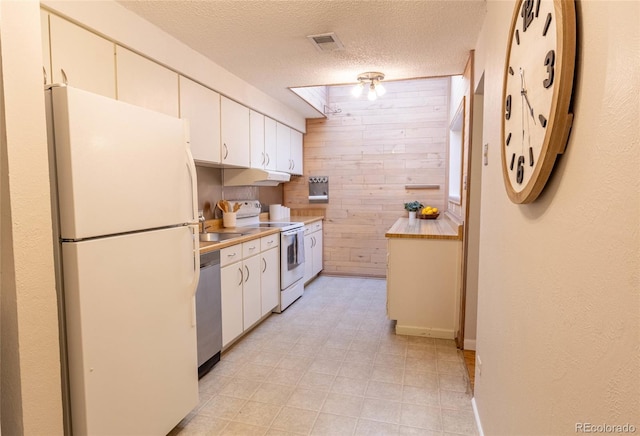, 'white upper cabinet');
276,122,291,173
179,76,221,165
264,117,278,171
116,46,179,117
48,14,116,98
276,122,304,175
290,129,304,175
249,110,265,169
220,96,250,168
